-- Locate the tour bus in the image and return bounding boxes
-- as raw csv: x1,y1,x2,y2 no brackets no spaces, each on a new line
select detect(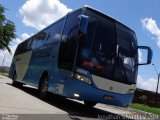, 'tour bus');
9,6,152,107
